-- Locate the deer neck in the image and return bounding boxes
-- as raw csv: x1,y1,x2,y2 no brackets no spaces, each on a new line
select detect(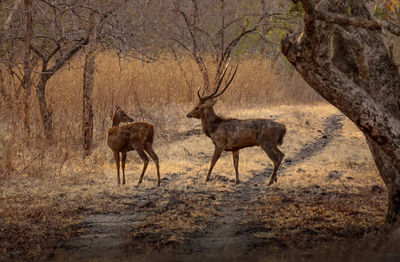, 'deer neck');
201,108,222,138
112,118,120,127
